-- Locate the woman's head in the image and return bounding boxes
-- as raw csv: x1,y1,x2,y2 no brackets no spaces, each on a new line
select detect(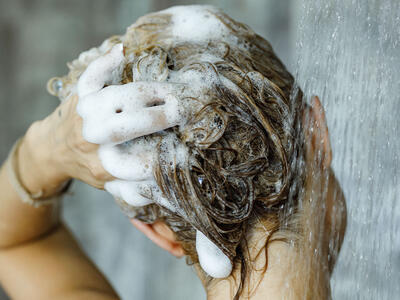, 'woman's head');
48,4,306,292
